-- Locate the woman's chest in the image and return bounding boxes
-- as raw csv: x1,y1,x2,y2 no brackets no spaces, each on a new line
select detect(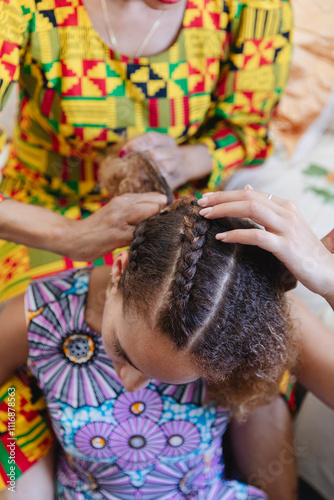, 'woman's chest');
21,0,227,148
